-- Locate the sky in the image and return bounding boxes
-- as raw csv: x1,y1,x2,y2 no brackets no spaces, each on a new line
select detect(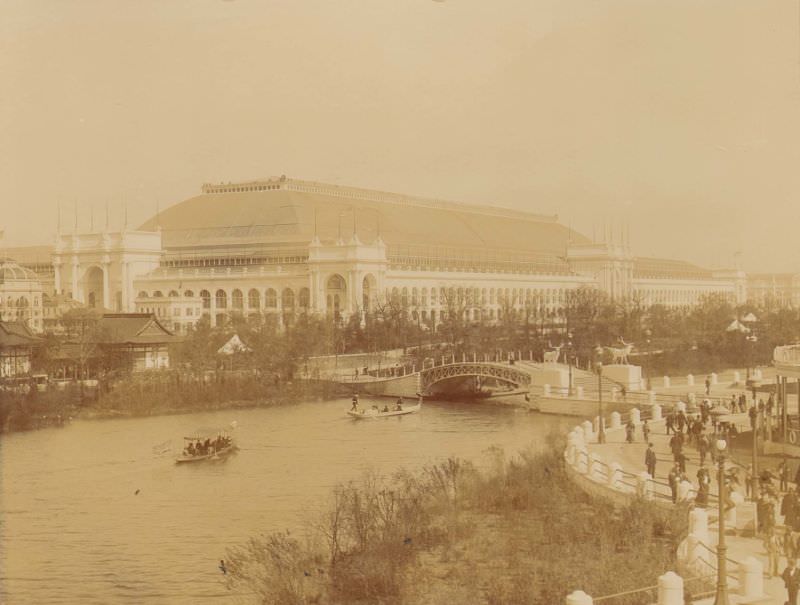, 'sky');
1,0,799,272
